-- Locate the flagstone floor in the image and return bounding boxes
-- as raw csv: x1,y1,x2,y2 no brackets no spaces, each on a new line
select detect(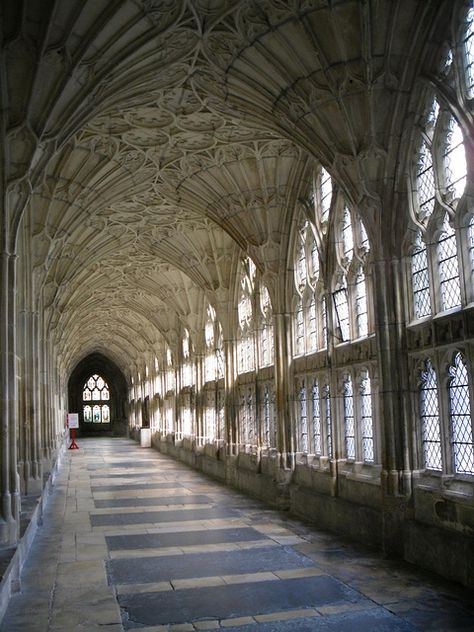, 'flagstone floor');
1,437,473,631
